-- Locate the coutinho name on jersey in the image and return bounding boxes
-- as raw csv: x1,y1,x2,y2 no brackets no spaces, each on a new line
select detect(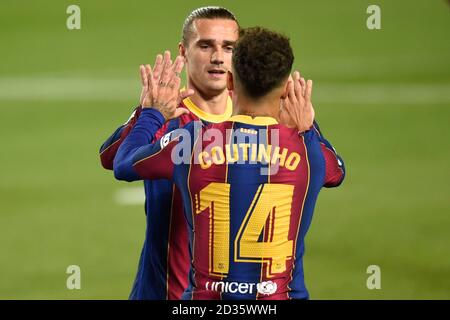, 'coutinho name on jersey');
161,123,301,173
